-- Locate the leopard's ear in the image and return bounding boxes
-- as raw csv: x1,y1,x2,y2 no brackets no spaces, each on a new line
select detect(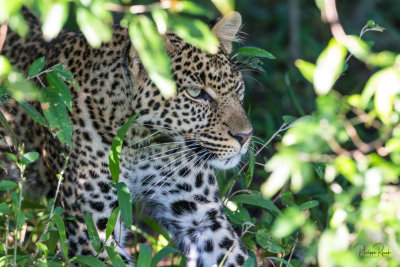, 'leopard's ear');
211,11,242,53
